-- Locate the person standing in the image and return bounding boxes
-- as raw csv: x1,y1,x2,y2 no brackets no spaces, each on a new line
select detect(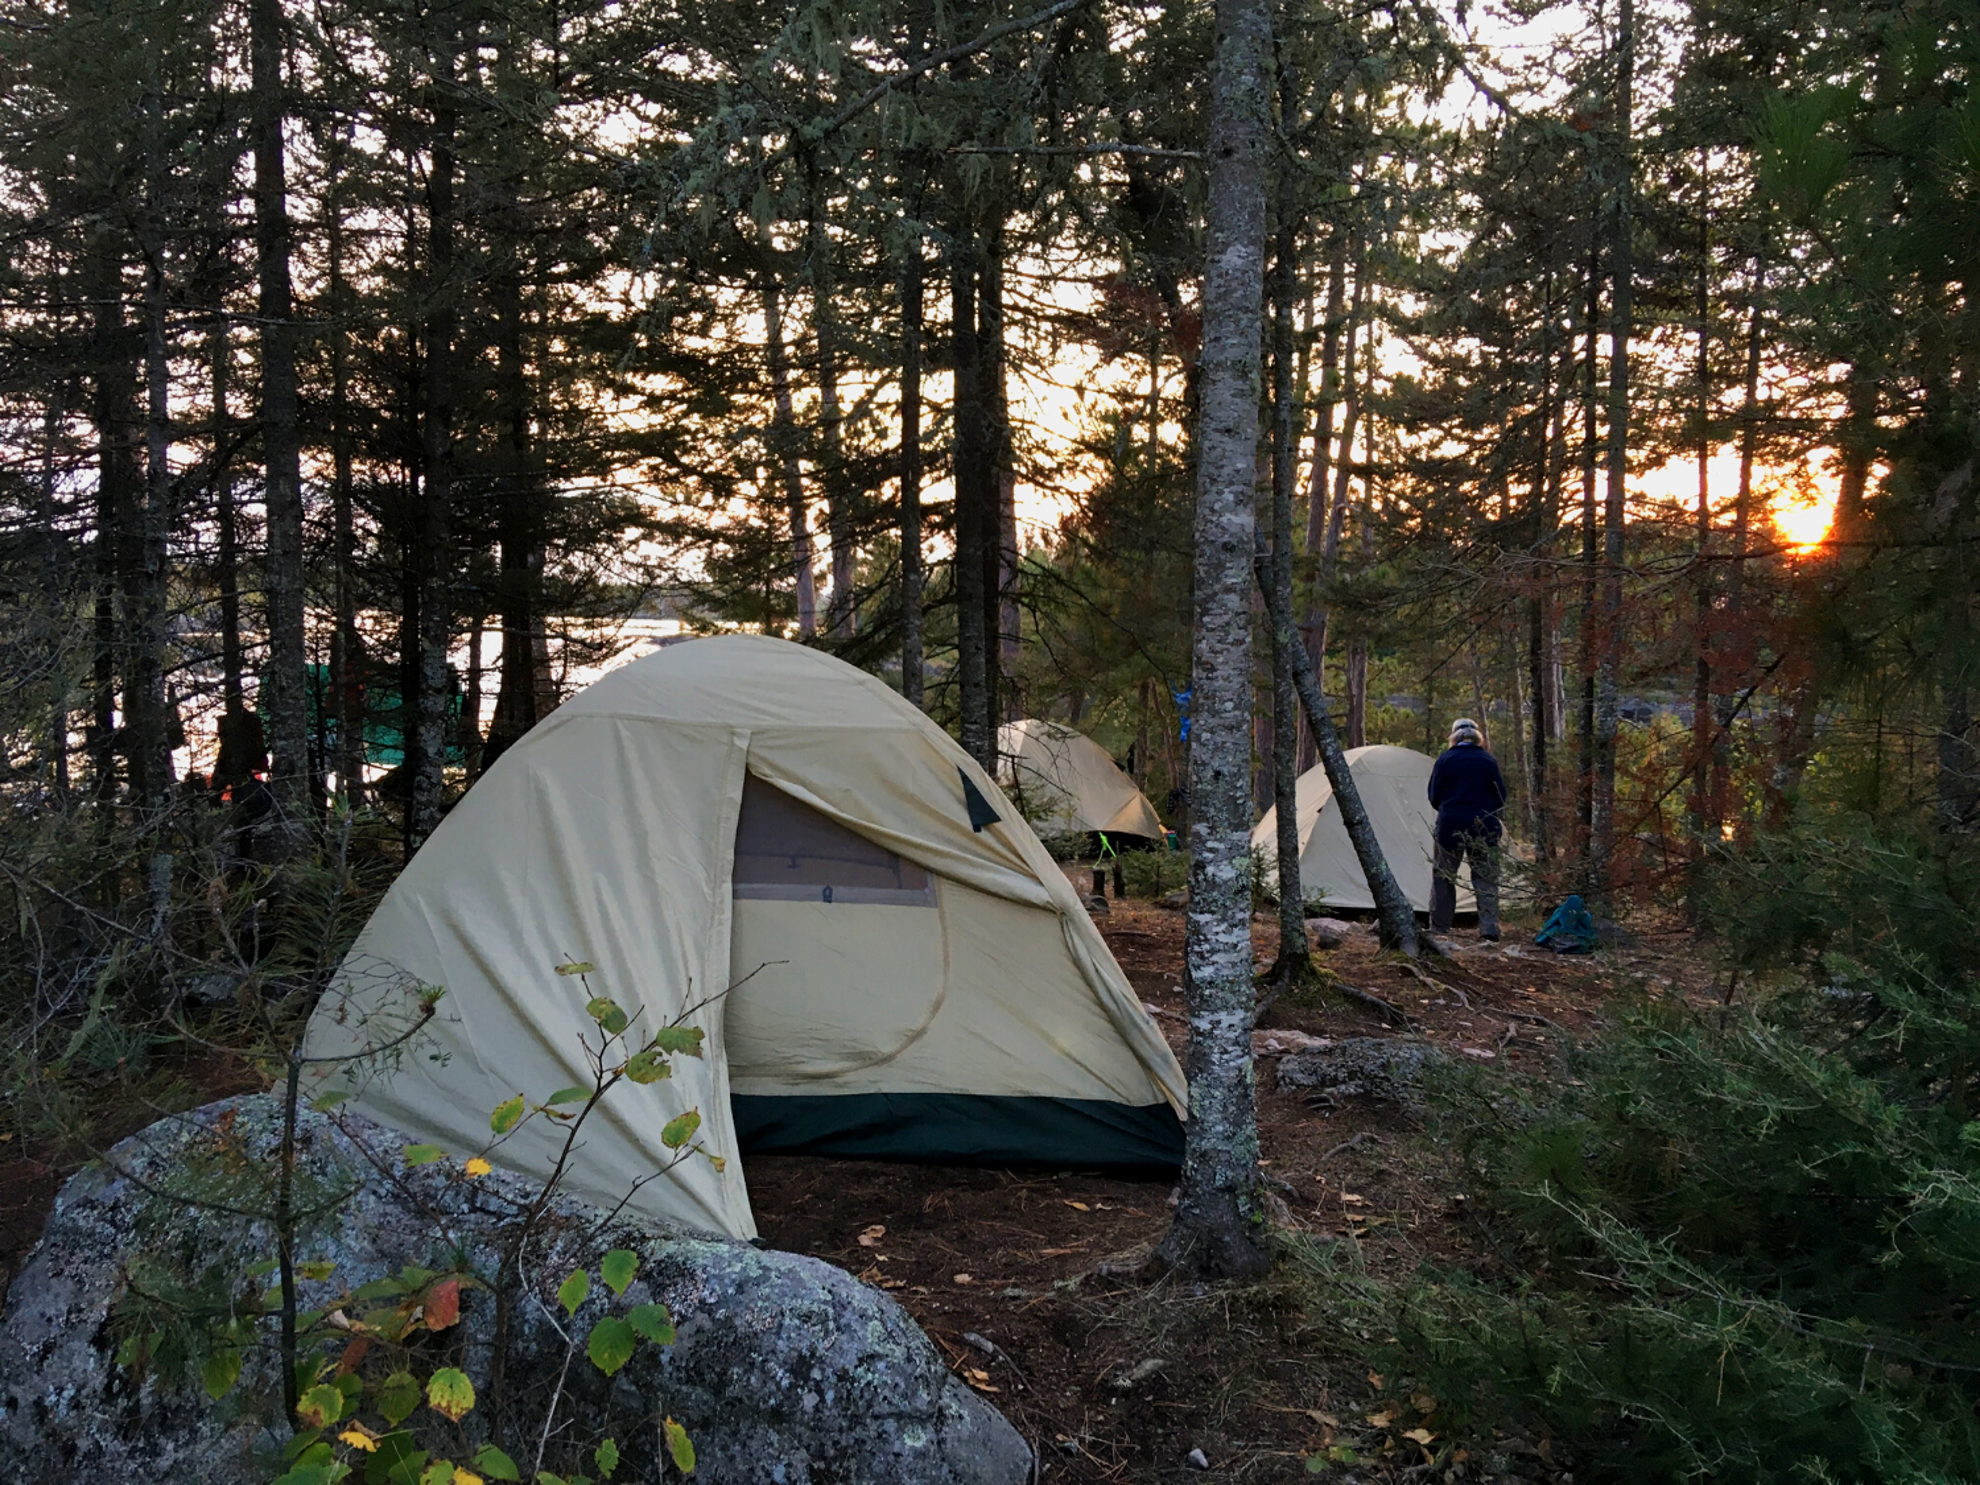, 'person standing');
1428,717,1507,940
